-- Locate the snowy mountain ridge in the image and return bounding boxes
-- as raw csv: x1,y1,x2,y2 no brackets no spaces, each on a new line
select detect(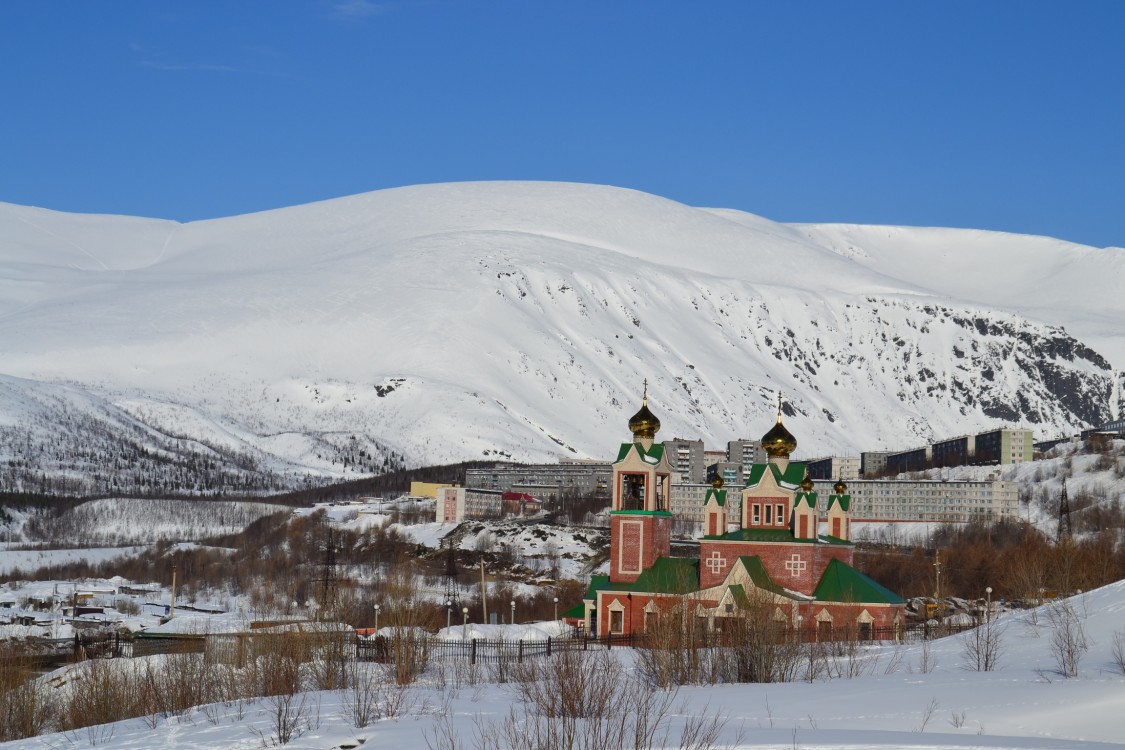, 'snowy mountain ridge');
1,182,1122,494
